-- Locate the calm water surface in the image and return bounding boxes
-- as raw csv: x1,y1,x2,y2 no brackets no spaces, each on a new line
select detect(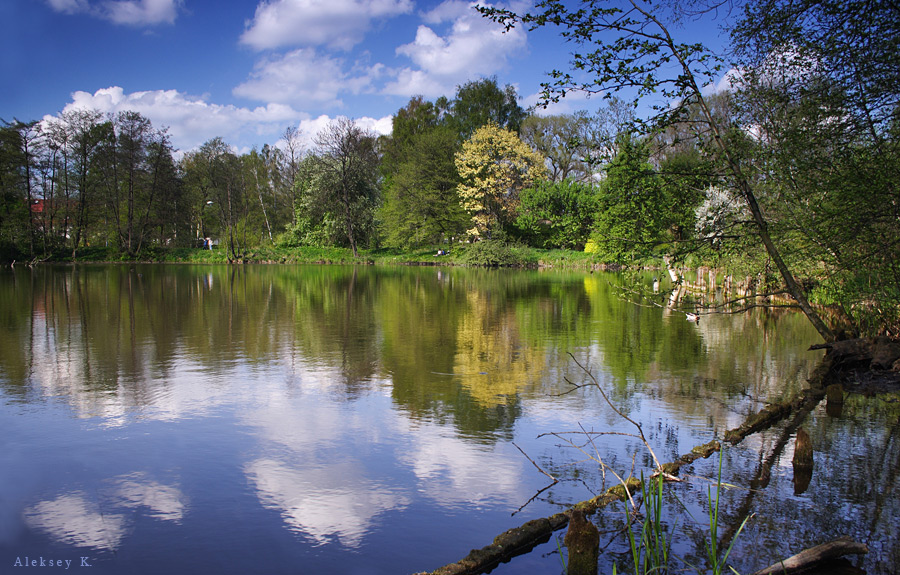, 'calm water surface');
0,264,897,574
